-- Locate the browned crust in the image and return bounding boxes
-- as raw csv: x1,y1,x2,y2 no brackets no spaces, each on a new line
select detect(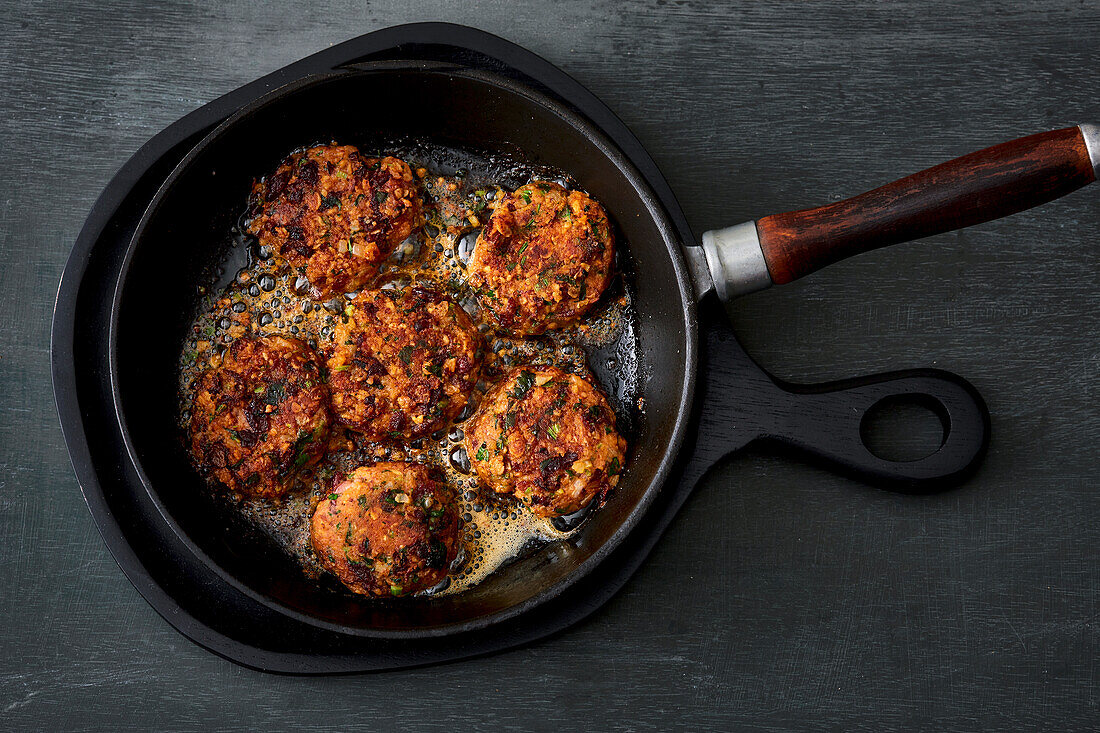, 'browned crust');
310,463,460,597
467,181,614,335
188,335,330,498
247,145,421,300
324,287,484,441
464,366,627,516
